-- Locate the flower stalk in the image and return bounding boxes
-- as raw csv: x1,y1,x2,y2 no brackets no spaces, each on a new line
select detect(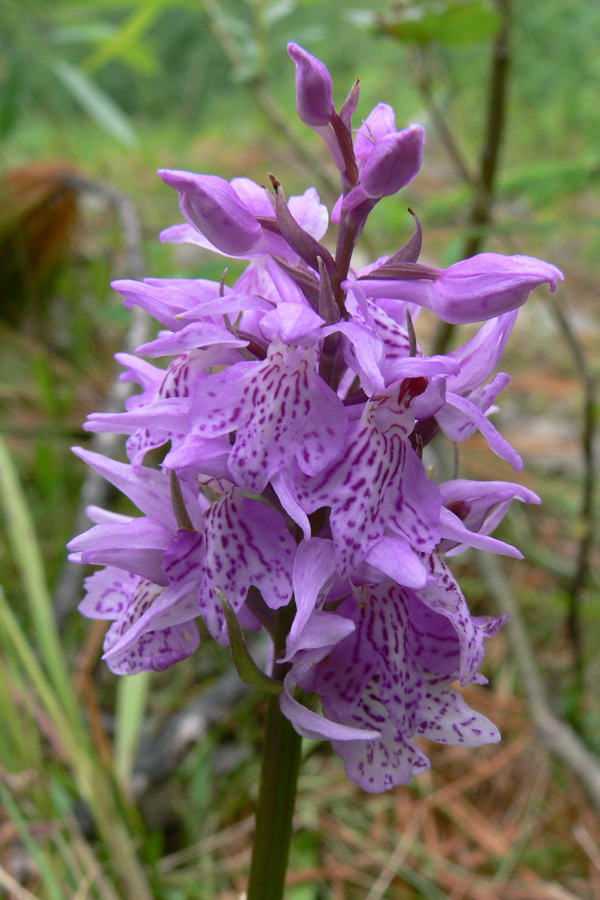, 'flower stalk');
247,604,302,900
